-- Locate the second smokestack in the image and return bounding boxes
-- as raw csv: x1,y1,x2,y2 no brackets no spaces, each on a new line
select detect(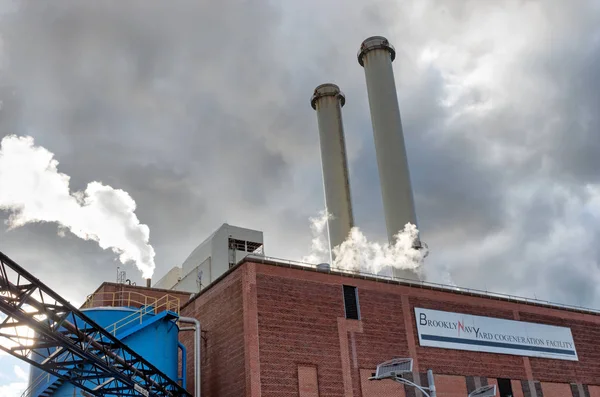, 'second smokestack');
311,84,354,260
358,36,419,245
